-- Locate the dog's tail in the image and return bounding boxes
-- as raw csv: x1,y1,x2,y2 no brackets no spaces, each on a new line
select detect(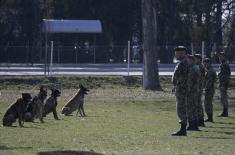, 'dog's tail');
61,107,70,115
